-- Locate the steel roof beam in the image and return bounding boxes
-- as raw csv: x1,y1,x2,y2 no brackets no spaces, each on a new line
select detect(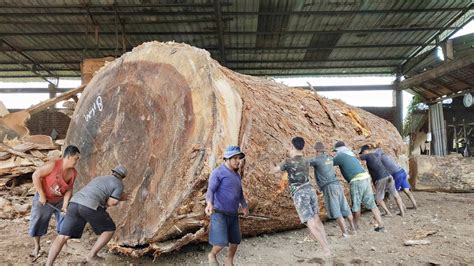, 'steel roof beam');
0,3,230,9
0,8,468,16
0,39,58,84
227,58,406,63
0,71,395,78
244,71,395,76
296,85,395,91
230,66,397,70
0,64,399,72
0,28,459,36
0,18,233,25
0,56,406,65
0,43,431,52
0,85,396,93
402,4,473,74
